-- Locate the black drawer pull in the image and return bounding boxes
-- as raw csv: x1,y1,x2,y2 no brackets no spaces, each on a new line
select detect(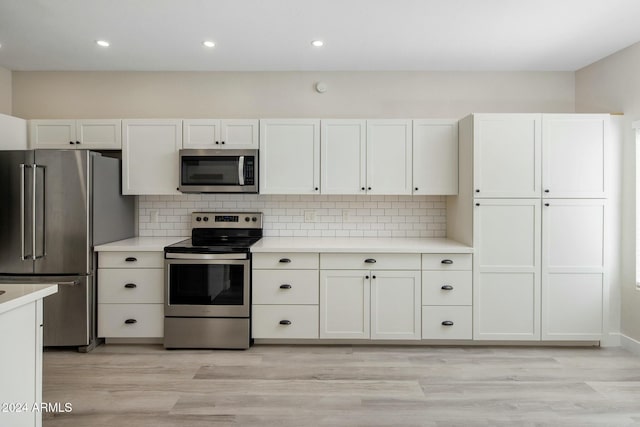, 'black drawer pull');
441,285,454,291
441,259,453,265
124,319,137,325
279,284,292,289
125,257,137,262
279,258,291,263
124,283,137,289
279,320,292,325
441,321,454,326
364,258,376,264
